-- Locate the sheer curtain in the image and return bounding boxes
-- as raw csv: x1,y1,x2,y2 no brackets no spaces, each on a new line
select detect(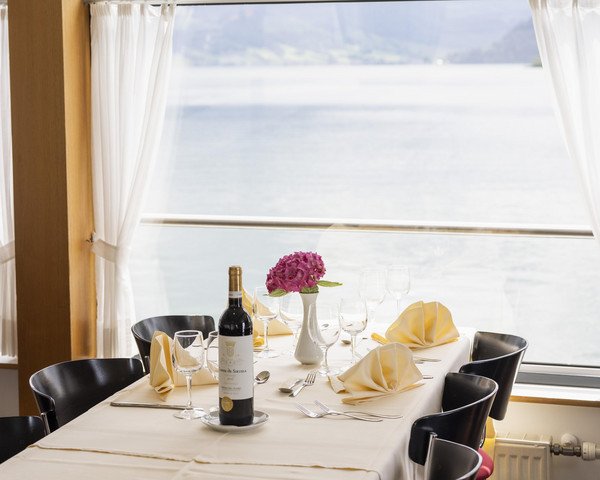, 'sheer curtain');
91,3,175,357
530,0,600,239
0,4,16,359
